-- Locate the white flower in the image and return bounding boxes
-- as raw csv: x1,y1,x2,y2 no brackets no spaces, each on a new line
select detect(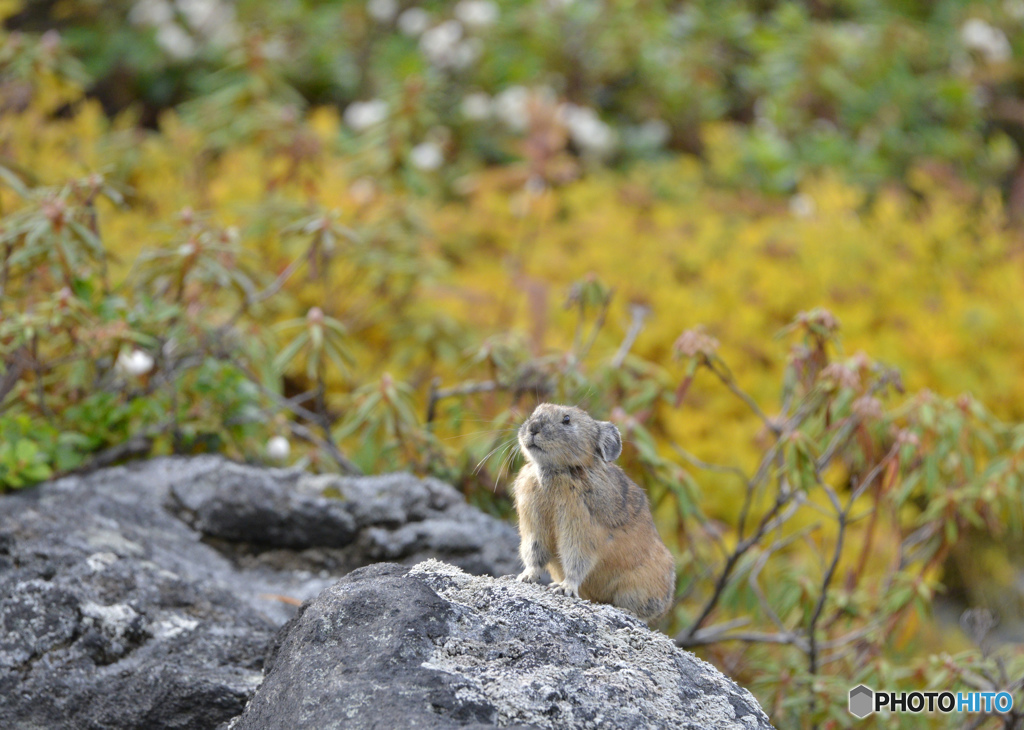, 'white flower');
116,349,155,377
409,141,444,171
559,104,616,155
176,0,217,30
420,20,463,66
961,18,992,47
454,0,499,30
398,8,430,36
344,99,388,131
129,0,173,26
155,23,196,59
266,436,290,460
634,118,670,149
789,193,815,219
451,38,483,69
202,6,239,47
261,37,288,60
367,0,398,23
1006,0,1024,22
960,18,1012,63
461,92,492,120
494,86,530,131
